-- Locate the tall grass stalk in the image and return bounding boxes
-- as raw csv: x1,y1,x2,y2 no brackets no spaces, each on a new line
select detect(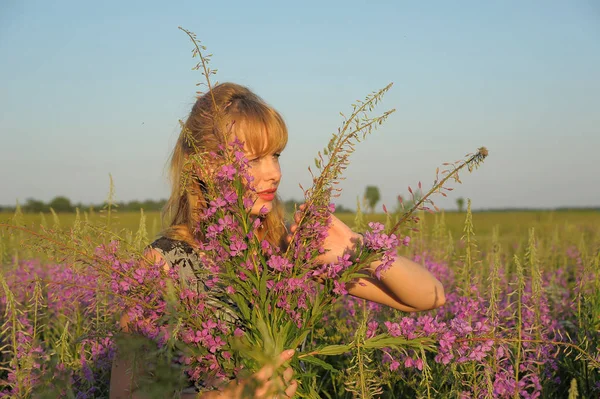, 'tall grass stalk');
526,228,543,343
513,254,525,399
344,301,383,399
431,211,447,261
101,174,117,230
50,208,60,230
461,199,477,298
134,208,149,250
0,272,26,396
